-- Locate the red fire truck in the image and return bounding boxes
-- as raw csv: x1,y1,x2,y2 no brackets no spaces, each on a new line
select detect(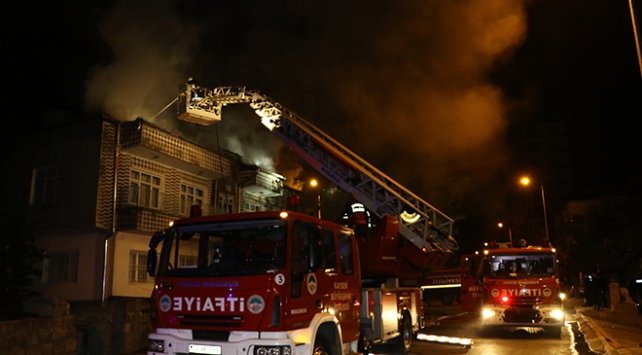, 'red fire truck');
459,243,566,337
144,82,459,355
